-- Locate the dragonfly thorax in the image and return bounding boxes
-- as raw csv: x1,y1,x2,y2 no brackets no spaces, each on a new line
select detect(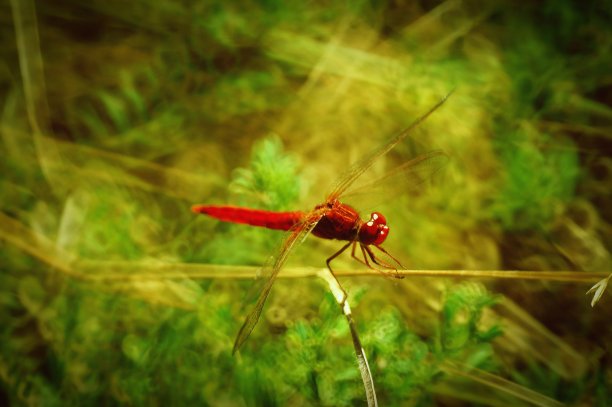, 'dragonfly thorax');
358,212,389,246
311,200,361,241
